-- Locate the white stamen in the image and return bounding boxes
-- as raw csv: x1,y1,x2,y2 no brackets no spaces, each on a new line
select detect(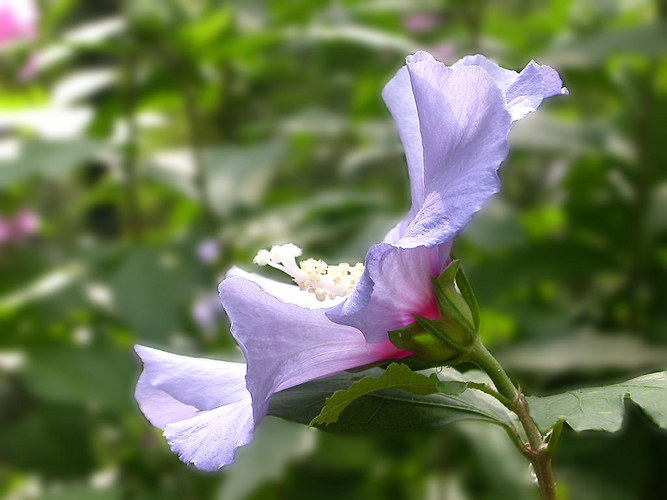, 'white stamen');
253,243,364,301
